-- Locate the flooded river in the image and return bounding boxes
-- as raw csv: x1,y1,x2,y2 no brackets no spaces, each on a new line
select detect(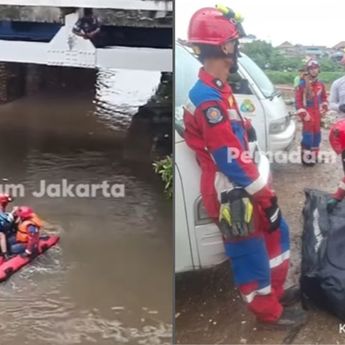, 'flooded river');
0,69,172,344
